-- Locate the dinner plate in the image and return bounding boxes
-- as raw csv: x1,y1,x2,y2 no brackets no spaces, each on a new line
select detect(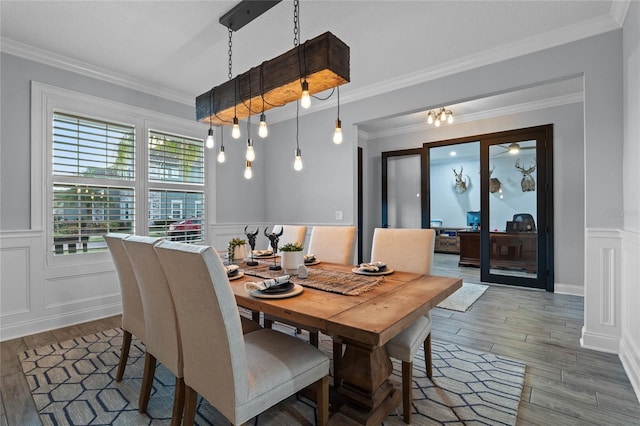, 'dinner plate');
250,284,304,299
351,267,394,276
304,260,321,266
258,282,294,294
227,271,244,281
